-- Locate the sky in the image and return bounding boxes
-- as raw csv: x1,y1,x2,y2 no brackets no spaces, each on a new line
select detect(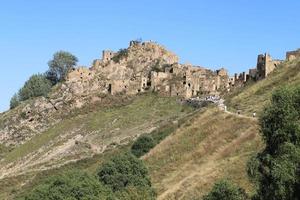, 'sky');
0,0,300,112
